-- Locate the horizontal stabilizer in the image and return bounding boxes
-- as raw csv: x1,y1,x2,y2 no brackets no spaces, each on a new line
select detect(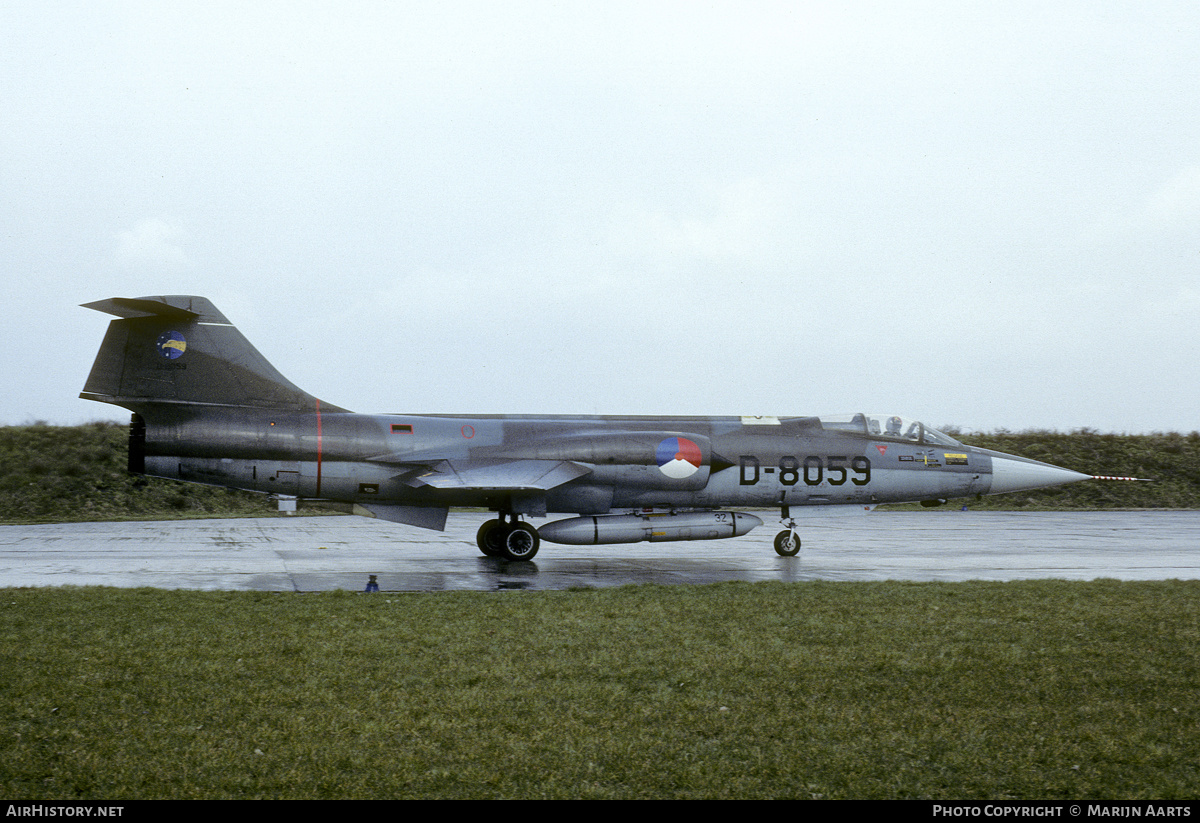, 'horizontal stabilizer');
411,459,592,491
81,296,220,322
